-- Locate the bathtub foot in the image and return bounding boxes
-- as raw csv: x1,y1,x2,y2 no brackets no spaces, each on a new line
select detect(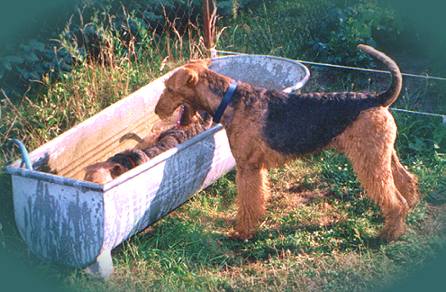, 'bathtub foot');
84,250,113,279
